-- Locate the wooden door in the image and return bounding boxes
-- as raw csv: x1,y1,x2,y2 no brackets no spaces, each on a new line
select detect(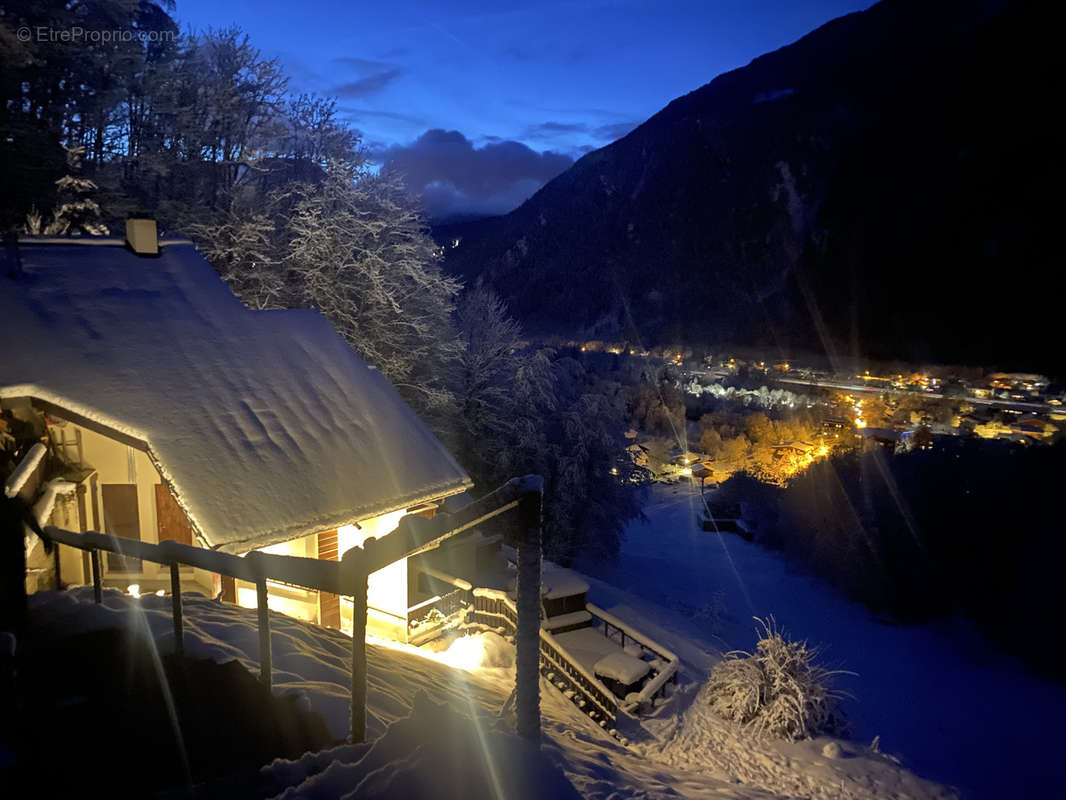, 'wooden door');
102,484,141,572
317,529,340,629
220,575,236,603
155,484,193,546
